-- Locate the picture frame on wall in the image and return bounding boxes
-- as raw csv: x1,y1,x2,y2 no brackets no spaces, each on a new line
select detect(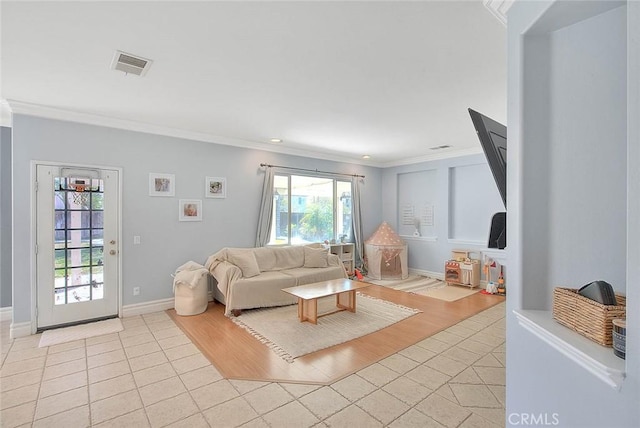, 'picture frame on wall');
178,199,202,222
205,176,226,199
149,173,175,197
